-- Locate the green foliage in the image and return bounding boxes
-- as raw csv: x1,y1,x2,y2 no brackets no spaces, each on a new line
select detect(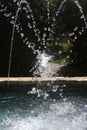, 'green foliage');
52,58,71,65
46,33,72,54
59,42,73,54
